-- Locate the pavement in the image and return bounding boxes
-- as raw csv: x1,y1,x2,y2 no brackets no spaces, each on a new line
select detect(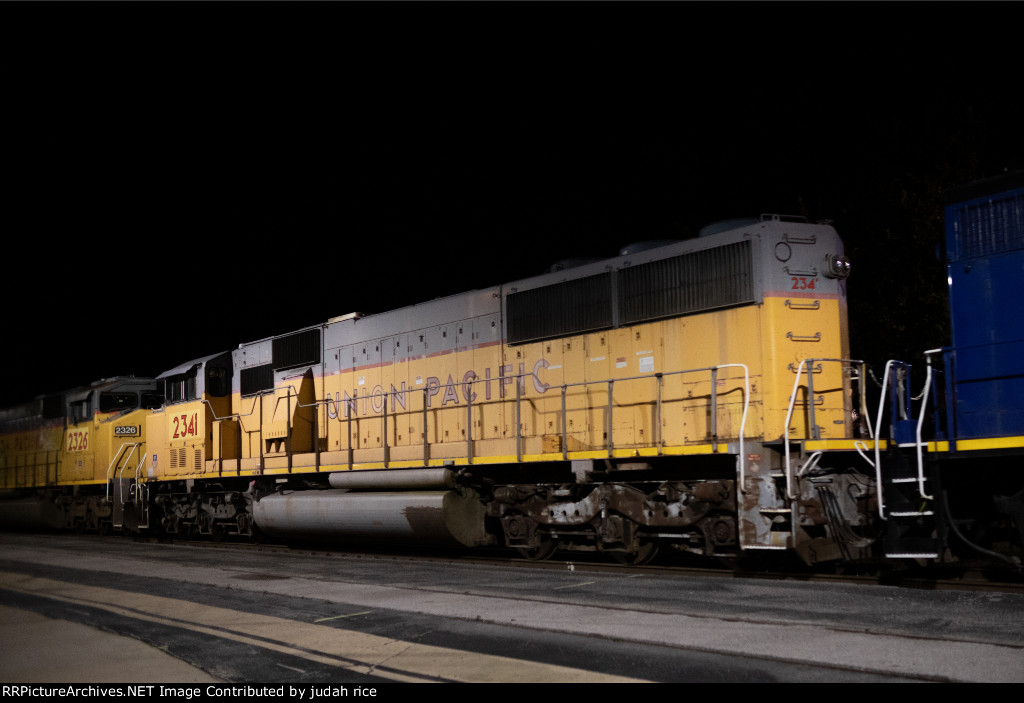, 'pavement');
0,604,218,683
